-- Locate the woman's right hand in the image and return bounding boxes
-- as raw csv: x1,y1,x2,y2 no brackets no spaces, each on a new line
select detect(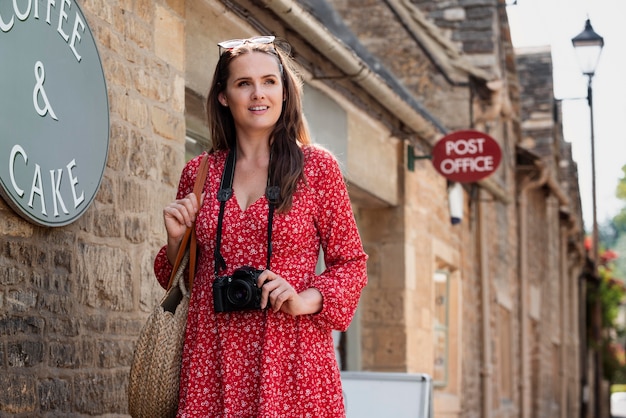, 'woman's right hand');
163,192,203,264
